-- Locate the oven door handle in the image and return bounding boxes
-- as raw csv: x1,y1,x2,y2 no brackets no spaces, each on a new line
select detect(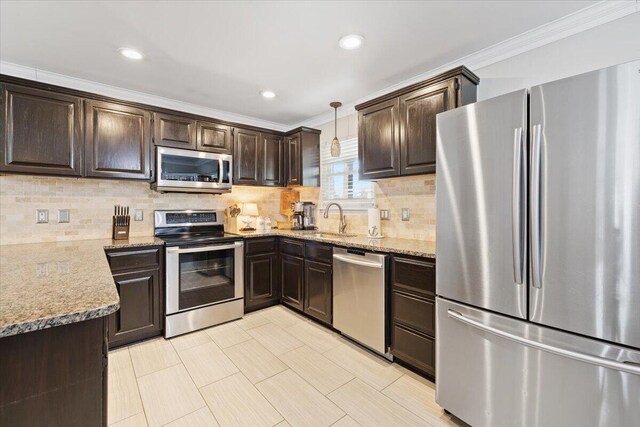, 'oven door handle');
166,241,243,254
